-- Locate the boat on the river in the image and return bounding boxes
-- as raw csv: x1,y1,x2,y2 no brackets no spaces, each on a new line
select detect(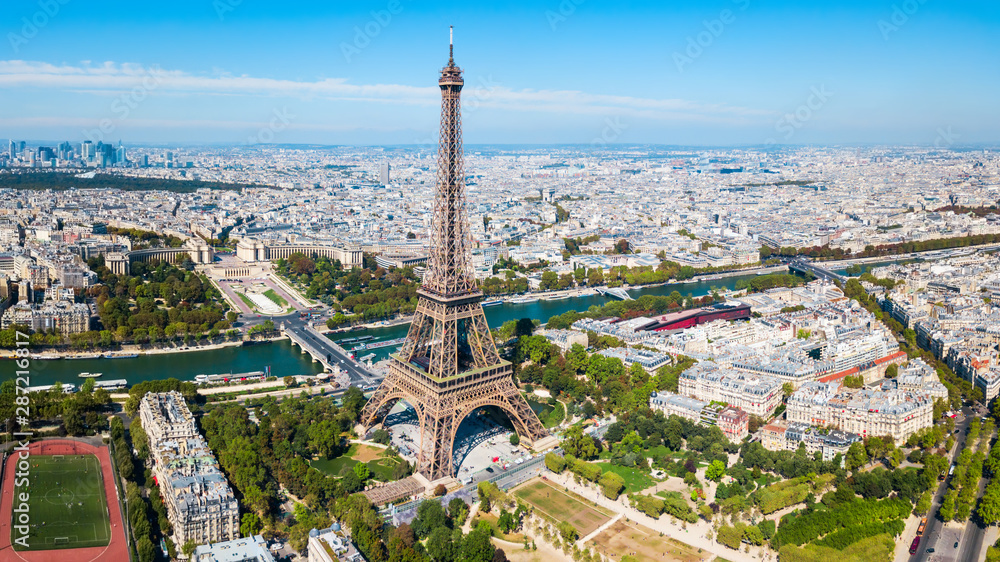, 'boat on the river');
508,295,539,304
78,372,103,378
108,353,139,359
545,294,571,301
67,353,102,360
482,299,502,307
